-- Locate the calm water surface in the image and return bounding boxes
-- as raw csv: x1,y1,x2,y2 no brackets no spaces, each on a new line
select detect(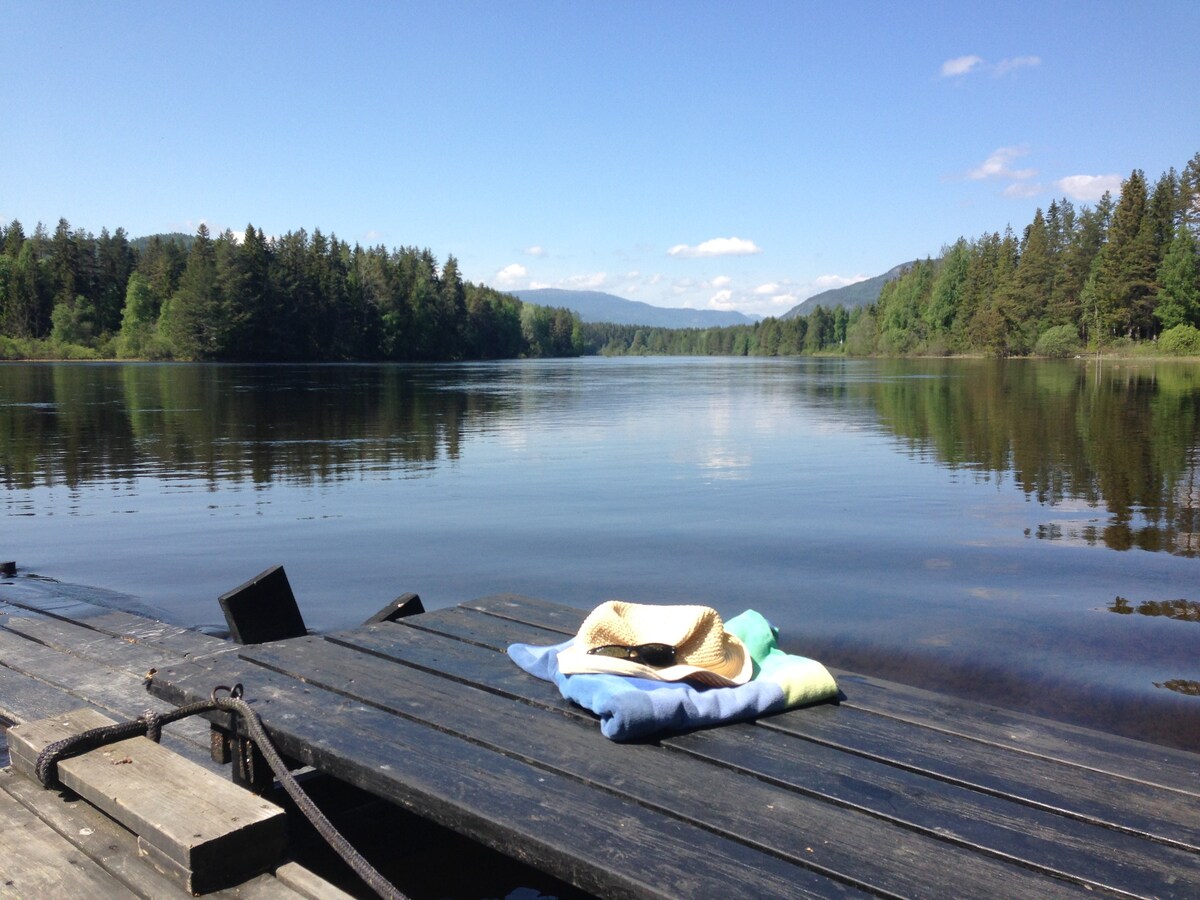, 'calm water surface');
3,358,1199,748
